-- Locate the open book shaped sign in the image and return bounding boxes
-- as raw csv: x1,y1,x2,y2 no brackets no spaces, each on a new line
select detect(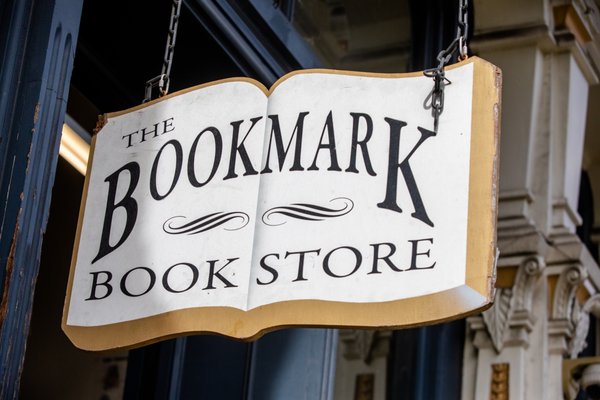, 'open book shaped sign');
63,57,501,351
